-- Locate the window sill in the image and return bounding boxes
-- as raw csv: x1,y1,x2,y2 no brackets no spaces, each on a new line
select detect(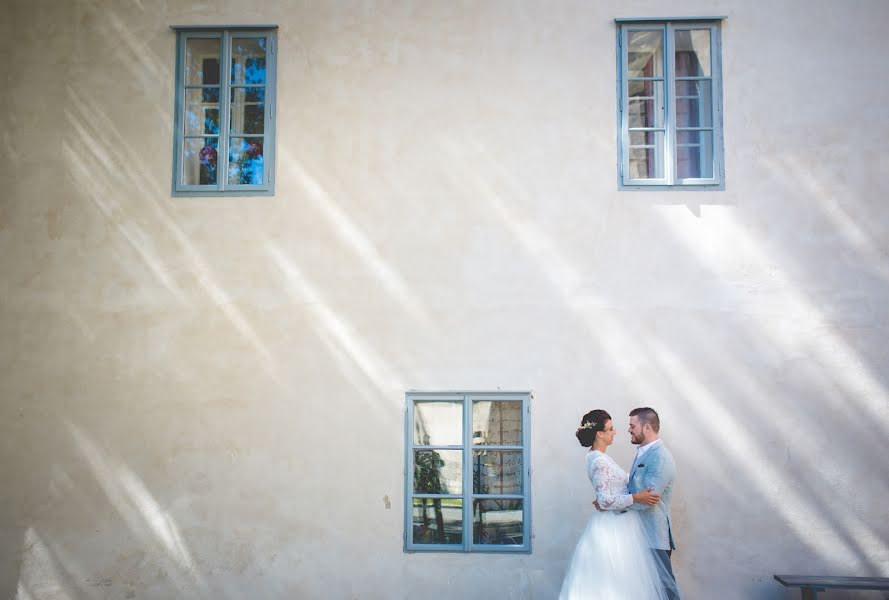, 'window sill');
172,189,276,198
618,183,724,192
